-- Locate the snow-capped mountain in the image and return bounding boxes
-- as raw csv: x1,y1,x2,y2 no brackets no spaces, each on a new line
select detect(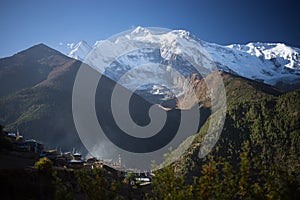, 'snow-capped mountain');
68,40,92,61
228,42,300,70
61,27,300,95
202,41,300,86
